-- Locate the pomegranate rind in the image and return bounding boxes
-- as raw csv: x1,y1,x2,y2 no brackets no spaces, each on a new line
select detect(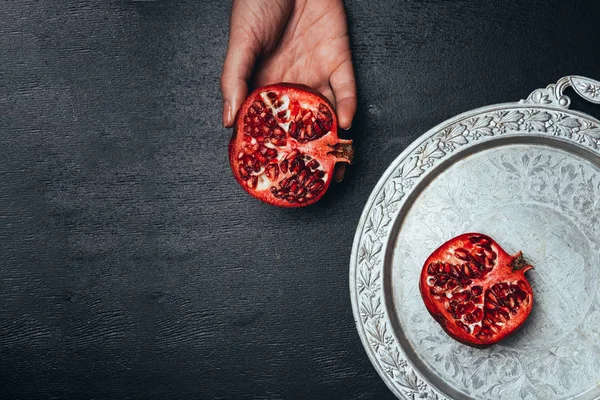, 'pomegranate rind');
419,232,534,347
229,83,347,208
